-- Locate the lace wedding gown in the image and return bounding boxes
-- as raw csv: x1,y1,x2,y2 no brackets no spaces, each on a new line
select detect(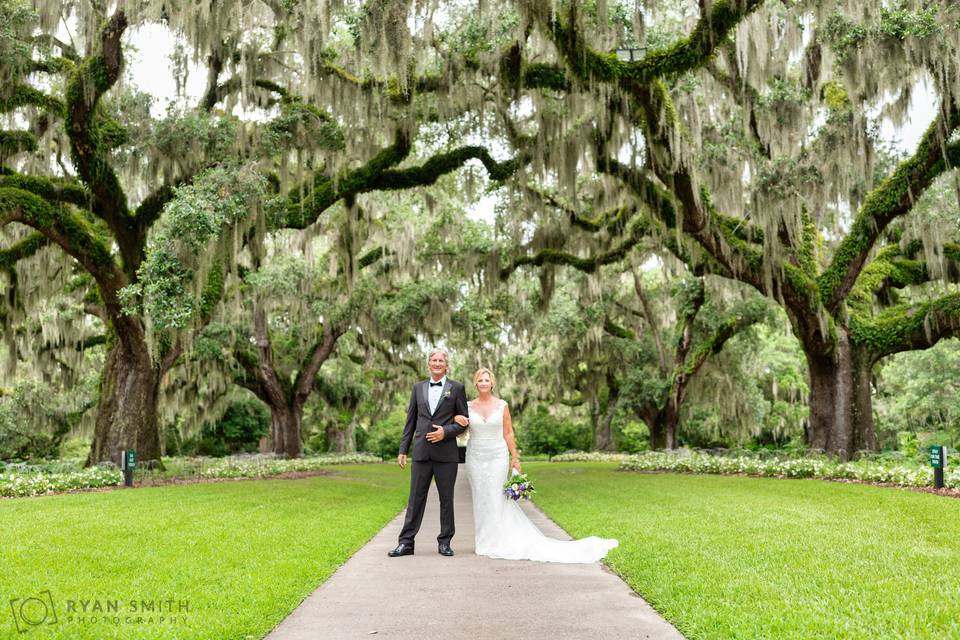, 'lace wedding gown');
465,399,619,563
